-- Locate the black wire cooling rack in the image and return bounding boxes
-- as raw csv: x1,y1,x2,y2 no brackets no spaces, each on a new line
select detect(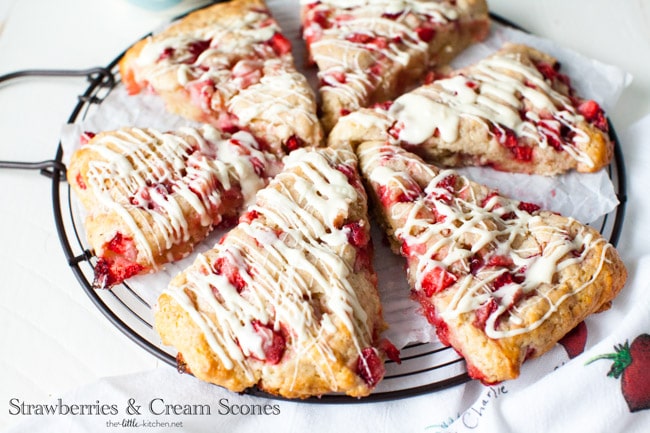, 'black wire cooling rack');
0,12,628,403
